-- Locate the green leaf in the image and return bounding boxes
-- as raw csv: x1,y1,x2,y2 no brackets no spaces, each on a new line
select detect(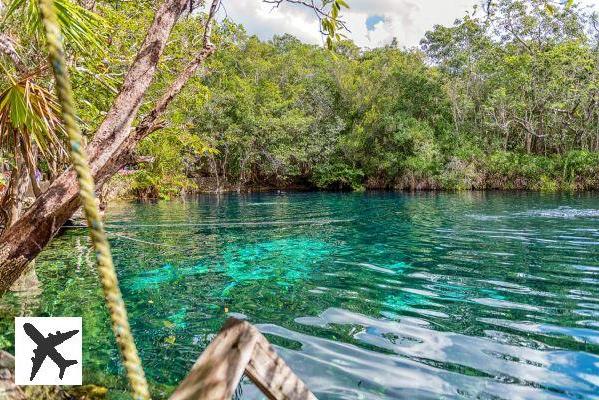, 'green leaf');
164,335,176,344
0,75,67,162
3,0,107,53
544,3,556,14
336,0,349,9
